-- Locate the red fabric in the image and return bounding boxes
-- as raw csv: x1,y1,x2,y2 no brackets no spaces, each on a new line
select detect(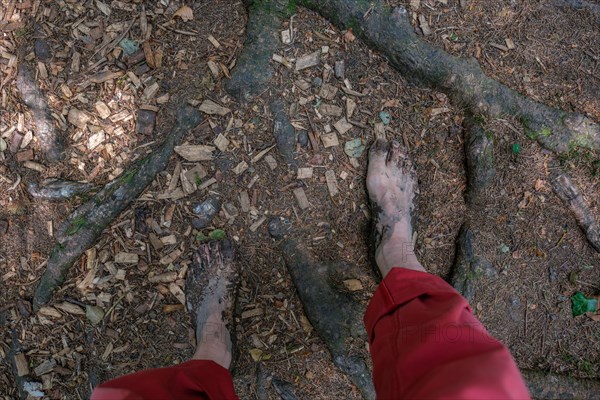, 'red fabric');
91,268,529,400
364,267,530,399
90,360,237,400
